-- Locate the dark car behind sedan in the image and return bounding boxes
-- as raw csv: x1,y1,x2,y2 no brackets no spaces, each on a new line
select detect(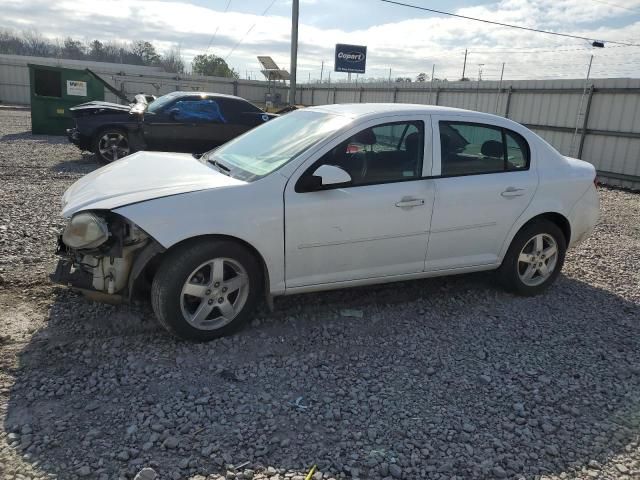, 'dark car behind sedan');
67,91,277,163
